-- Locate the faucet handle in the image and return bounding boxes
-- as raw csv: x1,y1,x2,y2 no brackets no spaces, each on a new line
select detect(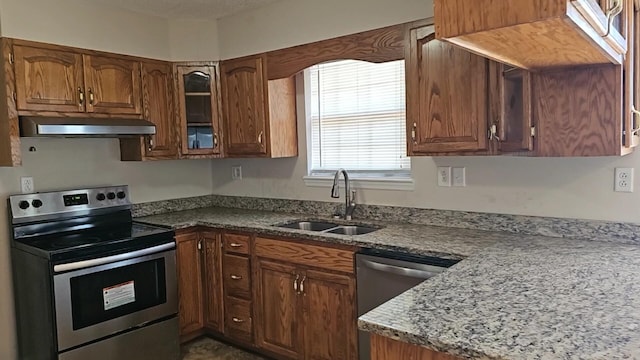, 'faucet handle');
350,189,357,202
